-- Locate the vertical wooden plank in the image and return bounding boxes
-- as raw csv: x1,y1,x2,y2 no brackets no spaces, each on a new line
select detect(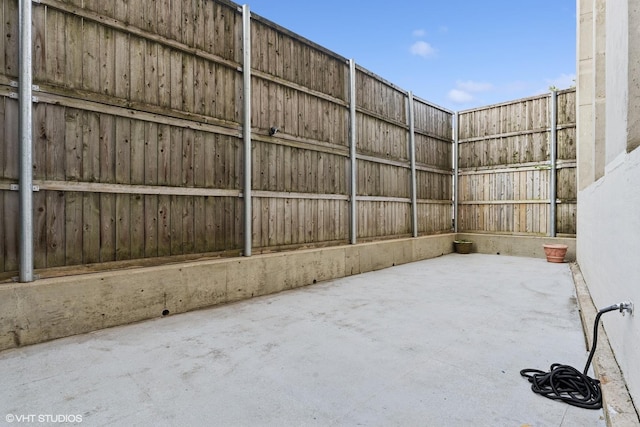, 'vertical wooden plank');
114,0,129,24
46,189,66,267
168,194,181,255
157,194,170,256
64,108,82,180
170,0,183,43
4,0,18,77
204,195,215,251
114,117,131,185
128,193,144,259
114,31,130,100
202,0,215,54
182,0,194,47
156,45,171,108
32,189,47,269
156,0,171,37
45,9,67,85
170,51,183,110
100,115,116,262
100,25,116,96
181,129,194,187
32,3,46,81
64,14,83,88
64,190,83,265
129,119,144,259
0,0,5,76
142,122,158,257
192,131,206,252
82,112,100,263
182,128,195,253
193,0,205,51
129,36,145,103
144,41,159,106
157,124,170,185
145,0,157,33
193,57,205,115
181,196,194,254
82,20,100,93
169,126,183,254
203,132,215,188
